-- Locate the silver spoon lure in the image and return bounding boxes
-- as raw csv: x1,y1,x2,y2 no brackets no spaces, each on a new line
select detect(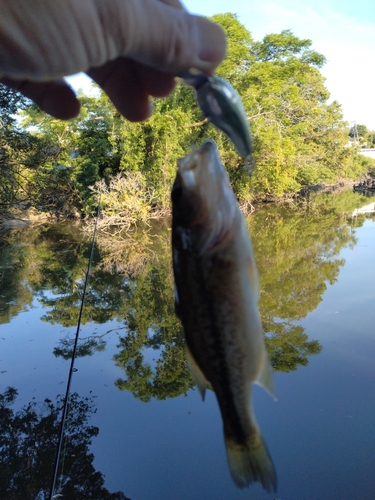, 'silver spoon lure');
178,70,254,173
